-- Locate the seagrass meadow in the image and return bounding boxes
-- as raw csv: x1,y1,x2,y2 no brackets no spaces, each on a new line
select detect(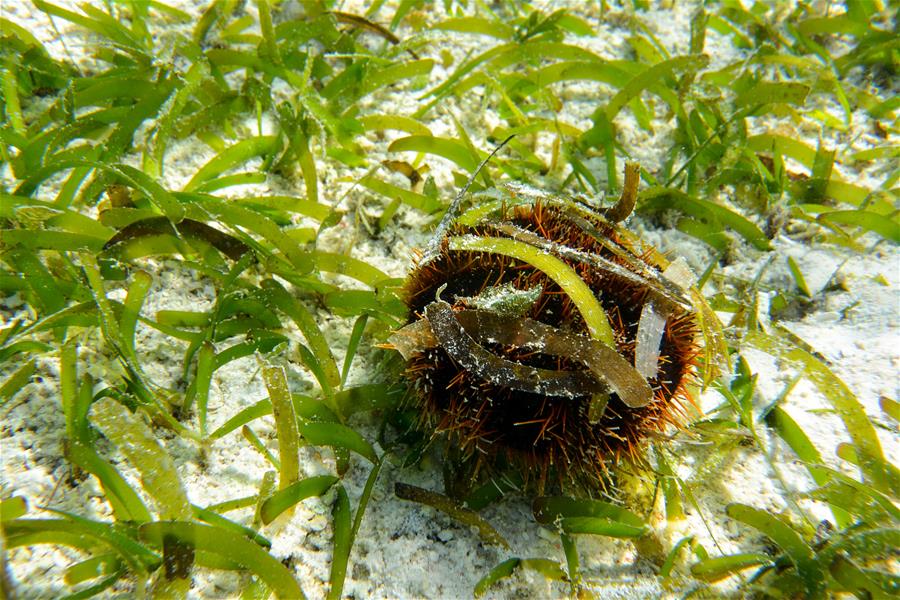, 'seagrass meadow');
0,0,898,598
